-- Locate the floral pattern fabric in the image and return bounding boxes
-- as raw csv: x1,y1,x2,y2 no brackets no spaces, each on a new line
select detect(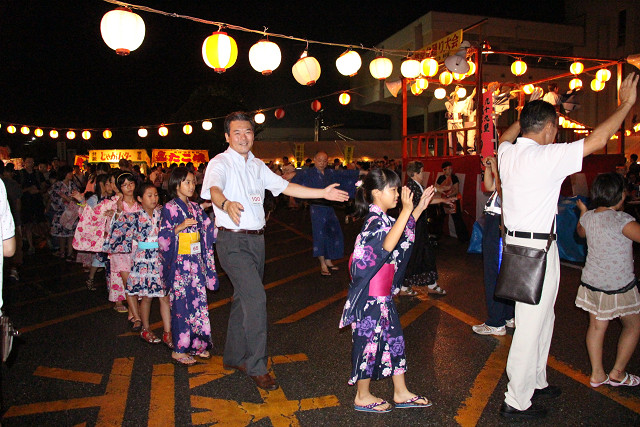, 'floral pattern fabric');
49,180,79,237
158,198,218,355
108,208,166,297
339,204,415,385
106,199,141,302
